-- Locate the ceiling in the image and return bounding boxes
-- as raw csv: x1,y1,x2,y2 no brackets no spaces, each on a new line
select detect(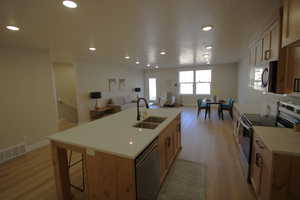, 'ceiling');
0,0,282,68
